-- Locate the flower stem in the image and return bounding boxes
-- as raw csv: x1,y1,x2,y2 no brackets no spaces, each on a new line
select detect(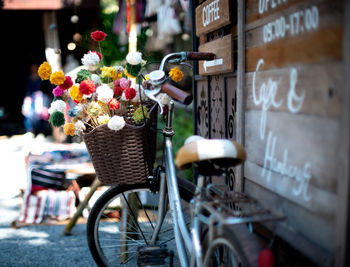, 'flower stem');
98,42,104,66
